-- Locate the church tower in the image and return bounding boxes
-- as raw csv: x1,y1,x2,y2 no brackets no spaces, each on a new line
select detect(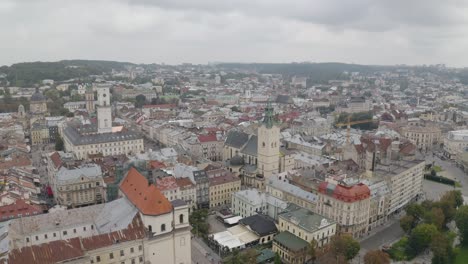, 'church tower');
85,86,95,113
96,87,112,134
257,101,280,178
